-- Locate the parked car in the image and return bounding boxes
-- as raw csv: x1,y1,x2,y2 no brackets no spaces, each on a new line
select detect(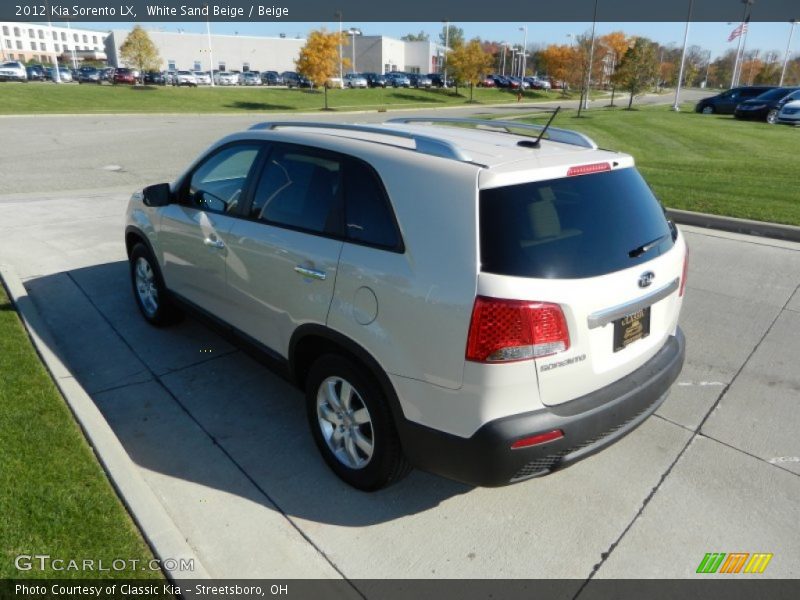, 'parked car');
0,61,28,81
428,73,454,88
362,72,387,88
125,117,687,491
282,71,313,88
694,85,777,115
193,71,212,85
477,76,496,88
734,87,800,124
344,73,368,88
143,71,166,85
261,71,284,86
241,71,262,86
112,68,137,85
527,77,551,90
174,71,198,87
408,73,433,88
26,65,47,81
385,72,411,87
77,67,102,84
776,99,800,125
214,71,239,86
46,67,73,82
